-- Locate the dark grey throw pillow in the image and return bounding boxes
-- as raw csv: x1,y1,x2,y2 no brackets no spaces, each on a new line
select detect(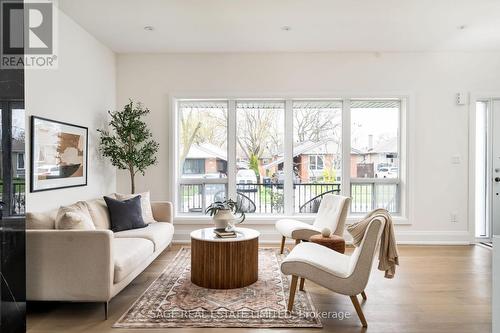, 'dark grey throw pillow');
104,195,147,232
